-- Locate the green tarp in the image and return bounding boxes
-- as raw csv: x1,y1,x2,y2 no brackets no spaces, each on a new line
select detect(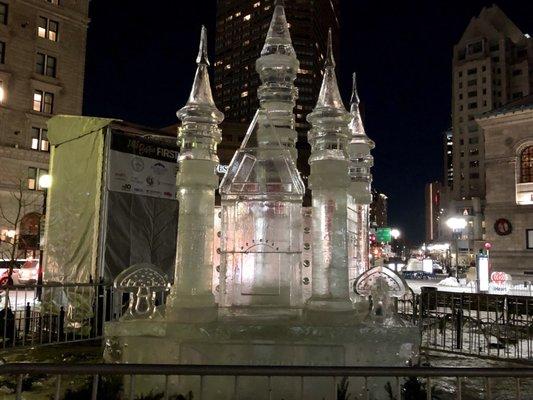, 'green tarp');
44,116,115,283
